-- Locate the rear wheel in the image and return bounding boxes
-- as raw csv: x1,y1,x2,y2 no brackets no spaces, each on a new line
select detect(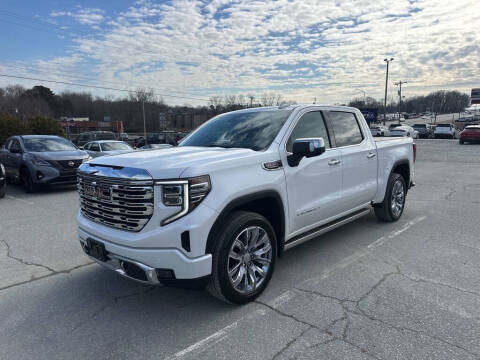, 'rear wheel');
207,211,276,304
374,173,406,222
459,139,464,144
